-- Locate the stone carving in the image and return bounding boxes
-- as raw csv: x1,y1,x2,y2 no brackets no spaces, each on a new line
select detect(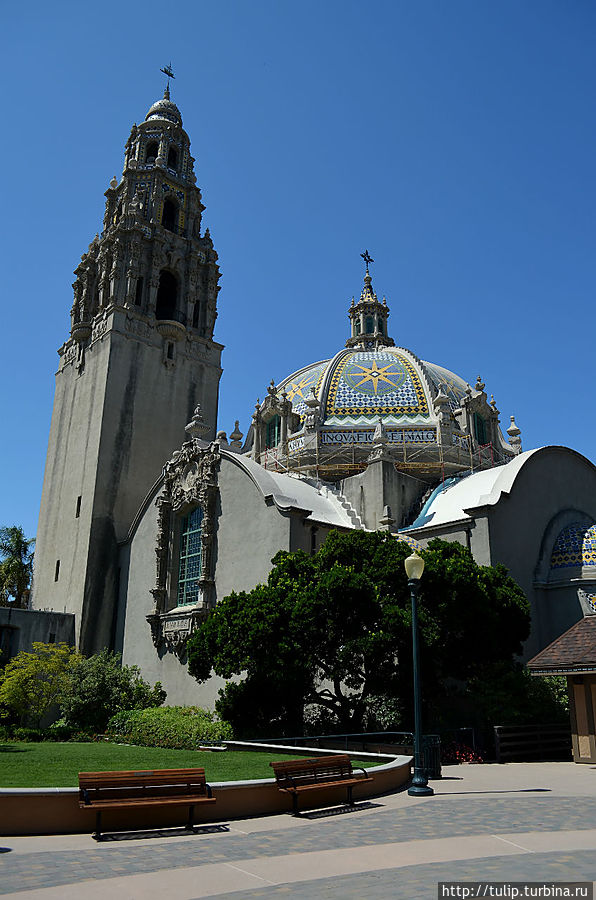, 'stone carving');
125,315,153,338
147,439,221,653
92,317,108,341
